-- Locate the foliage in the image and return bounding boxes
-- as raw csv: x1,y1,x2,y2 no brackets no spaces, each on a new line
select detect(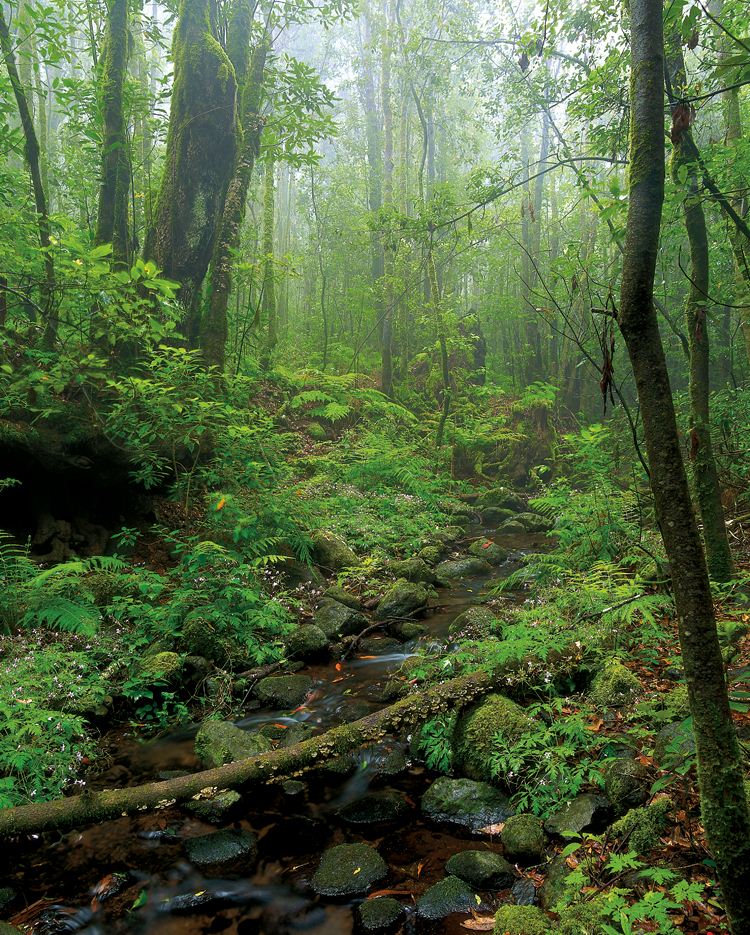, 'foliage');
417,713,456,772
